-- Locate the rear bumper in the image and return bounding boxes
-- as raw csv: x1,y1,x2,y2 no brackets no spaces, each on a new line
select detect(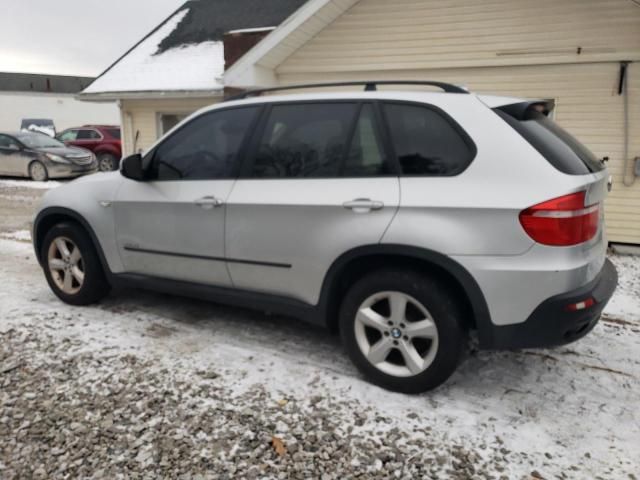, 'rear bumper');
487,258,618,349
